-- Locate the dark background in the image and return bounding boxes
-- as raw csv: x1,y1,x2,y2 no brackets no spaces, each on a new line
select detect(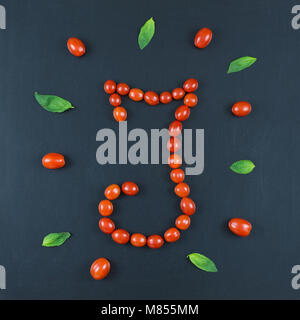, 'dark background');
0,0,299,300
